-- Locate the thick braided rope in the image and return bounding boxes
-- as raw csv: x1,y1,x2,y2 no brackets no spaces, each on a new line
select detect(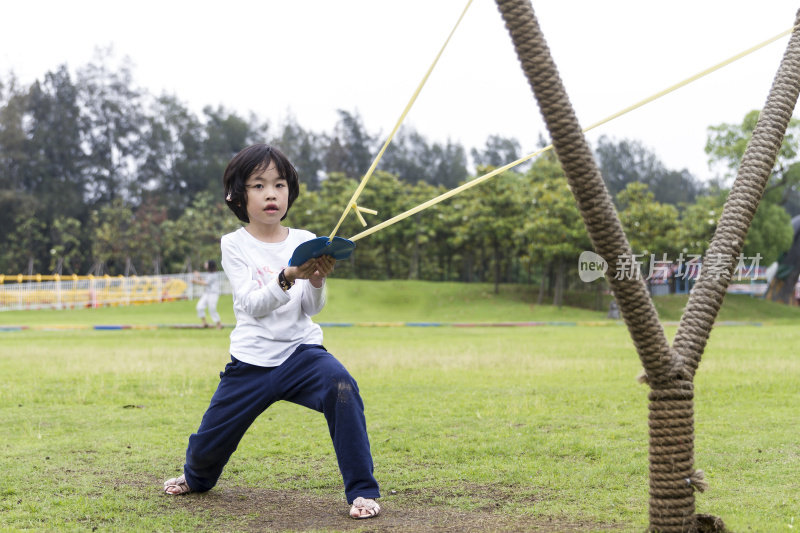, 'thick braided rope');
493,1,697,530
647,381,702,532
672,12,800,380
492,0,675,386
495,2,800,531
